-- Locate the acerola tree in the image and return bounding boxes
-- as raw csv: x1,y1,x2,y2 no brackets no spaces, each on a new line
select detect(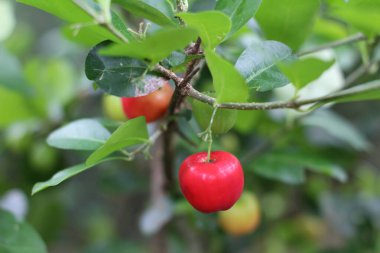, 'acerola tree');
2,0,380,252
